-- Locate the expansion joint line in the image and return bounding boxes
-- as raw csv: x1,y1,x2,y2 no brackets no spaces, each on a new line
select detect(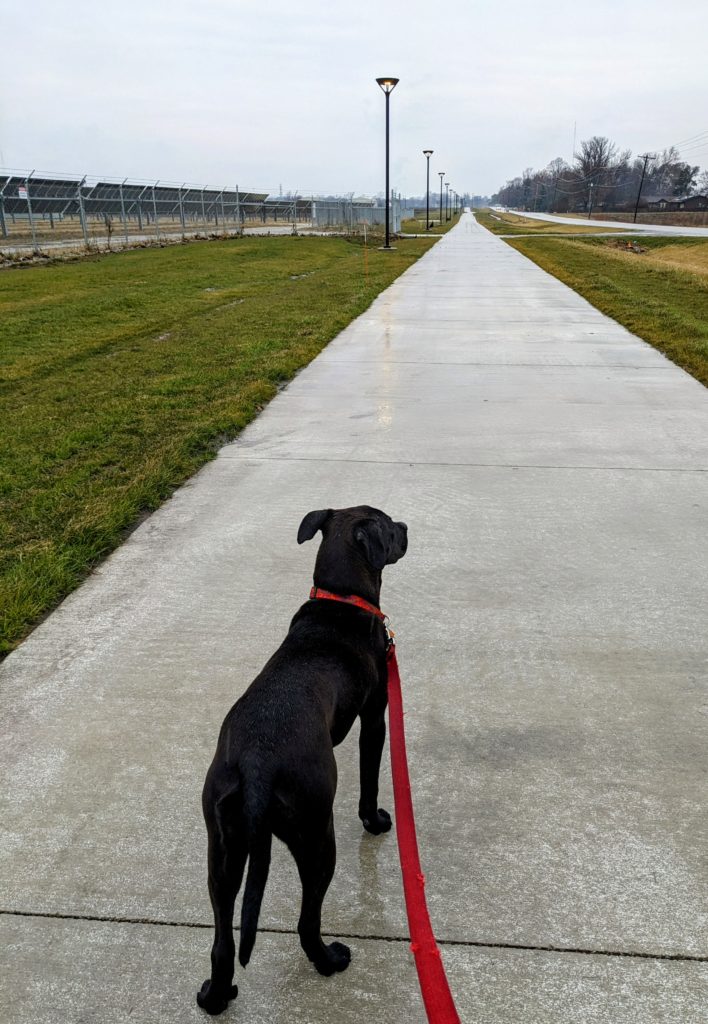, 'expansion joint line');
1,909,705,964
